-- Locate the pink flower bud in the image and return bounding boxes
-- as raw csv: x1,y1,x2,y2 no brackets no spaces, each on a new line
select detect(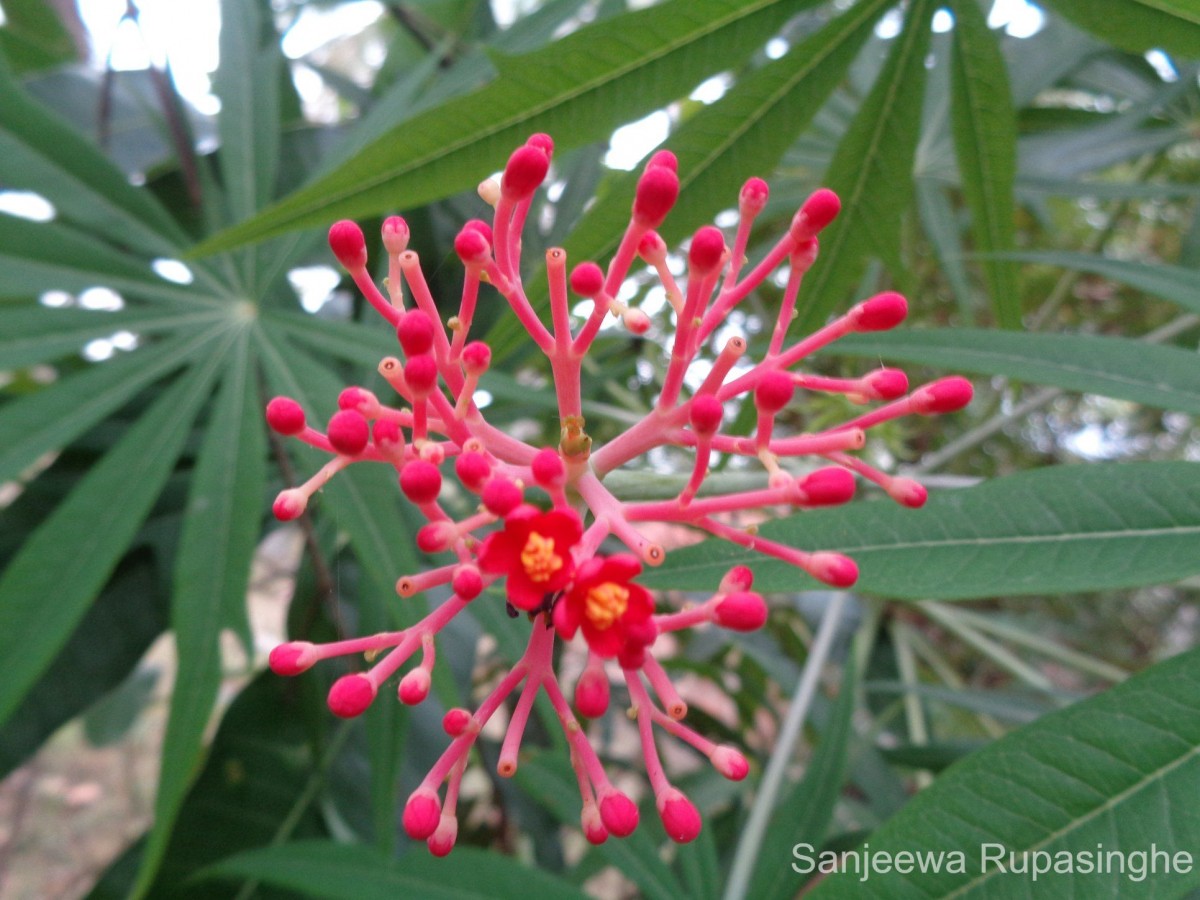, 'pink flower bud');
442,707,471,736
416,521,455,553
404,355,439,396
400,460,442,504
463,218,494,244
327,673,376,718
502,144,550,200
647,149,677,171
623,308,651,334
599,790,639,837
398,311,436,358
887,477,928,508
398,668,431,705
481,478,523,516
525,132,554,156
850,291,908,331
327,409,370,455
719,565,754,593
272,489,307,521
863,368,909,400
574,667,610,718
739,177,769,216
454,226,491,265
455,451,491,490
452,565,484,600
268,641,317,676
569,262,604,296
791,188,840,240
714,591,768,631
912,376,973,414
337,386,377,415
637,230,667,263
427,813,458,857
265,396,306,435
328,219,367,270
459,344,491,381
633,166,679,228
710,745,749,781
582,803,608,845
381,215,409,254
688,225,726,276
373,418,405,458
809,552,859,588
531,447,566,489
798,467,856,506
689,394,724,436
403,788,442,840
754,370,794,414
657,788,701,843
